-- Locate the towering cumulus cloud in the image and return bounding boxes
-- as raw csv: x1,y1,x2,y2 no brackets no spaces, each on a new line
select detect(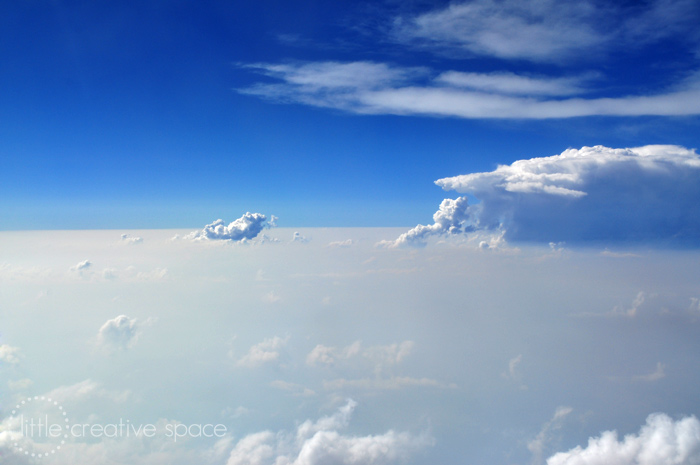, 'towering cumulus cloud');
187,212,272,242
380,197,473,248
388,145,700,246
